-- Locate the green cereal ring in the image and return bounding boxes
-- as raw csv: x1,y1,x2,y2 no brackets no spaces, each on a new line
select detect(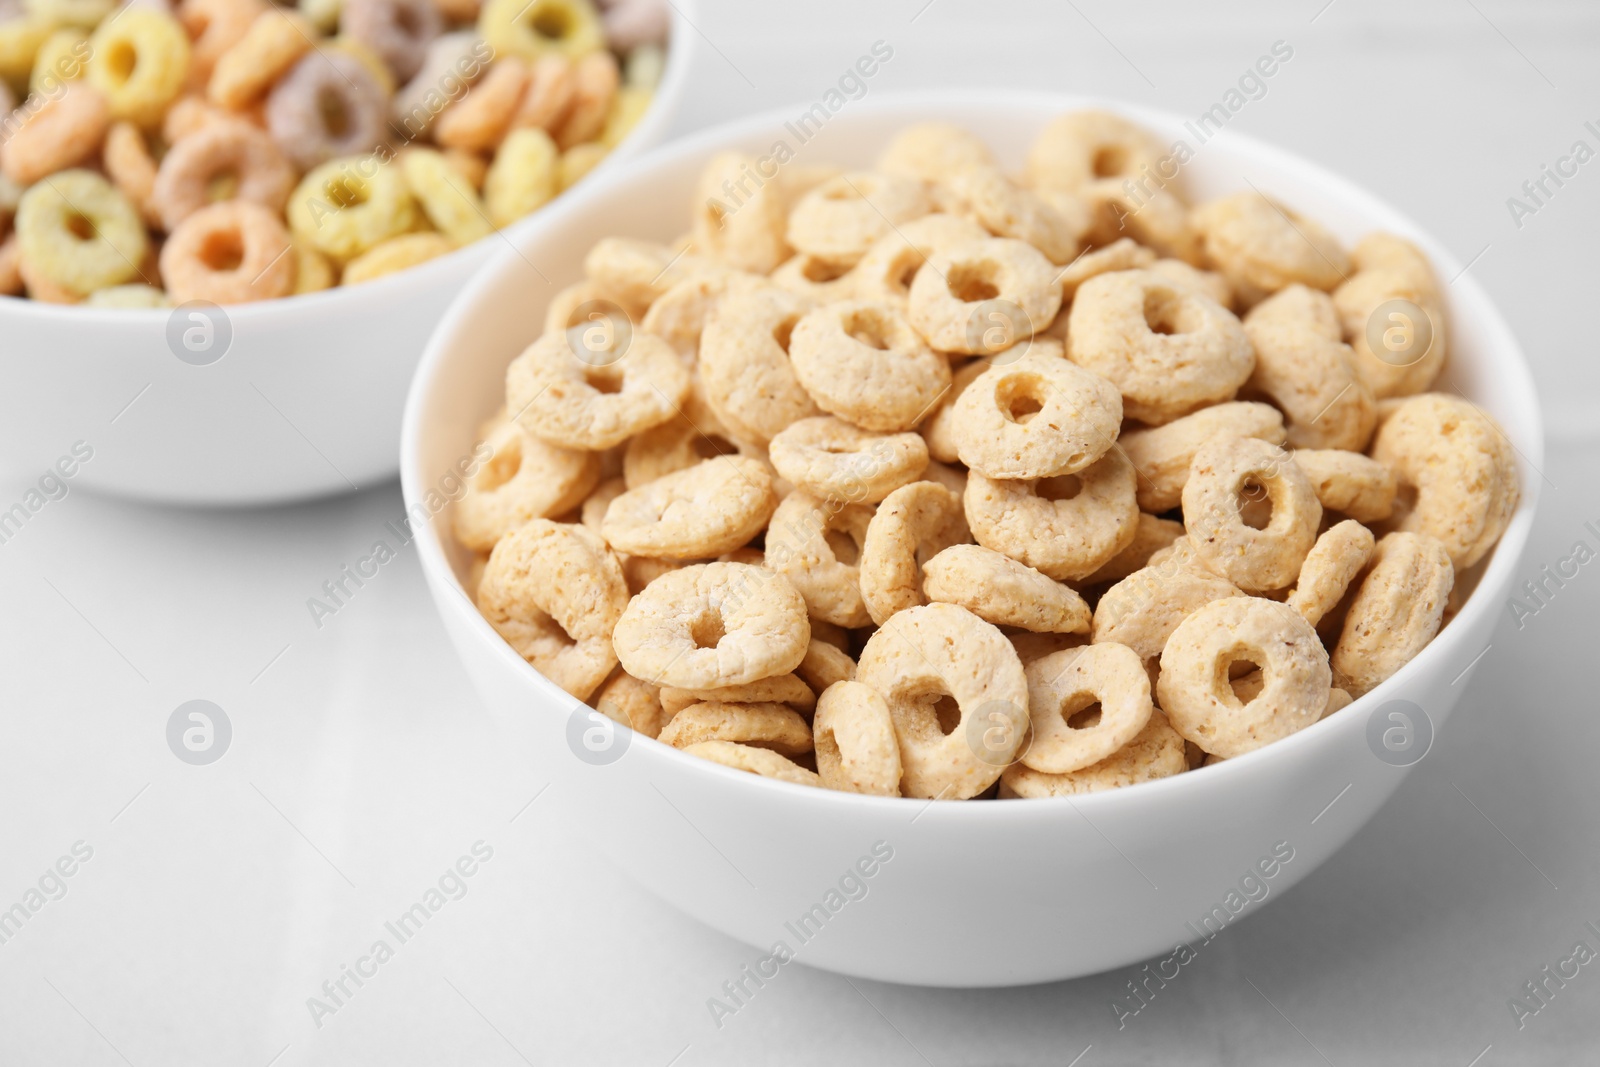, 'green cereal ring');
15,169,149,295
287,154,418,262
401,148,492,245
86,9,191,127
478,0,604,63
